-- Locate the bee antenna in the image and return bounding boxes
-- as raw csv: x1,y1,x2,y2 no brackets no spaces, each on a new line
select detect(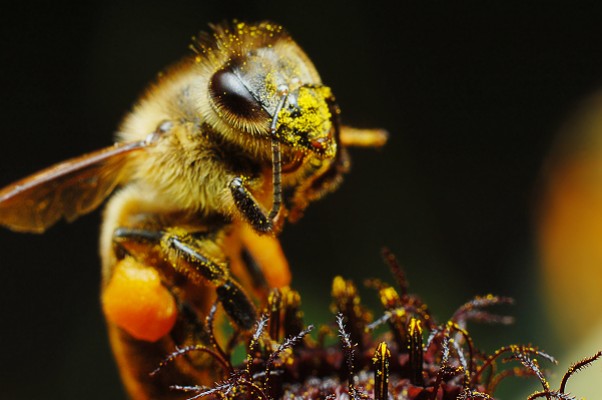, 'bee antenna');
268,86,289,221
